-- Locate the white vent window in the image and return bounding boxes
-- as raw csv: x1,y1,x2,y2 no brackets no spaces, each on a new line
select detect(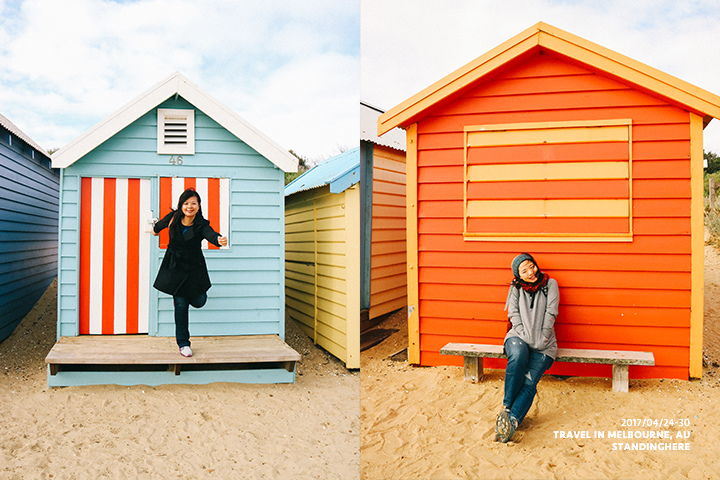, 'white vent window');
157,108,195,155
